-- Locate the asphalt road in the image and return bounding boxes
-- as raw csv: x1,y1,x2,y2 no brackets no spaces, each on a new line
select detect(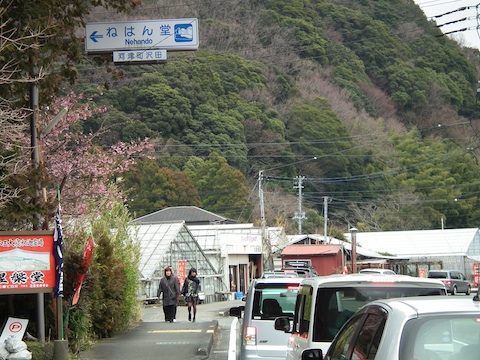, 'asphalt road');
78,299,243,360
